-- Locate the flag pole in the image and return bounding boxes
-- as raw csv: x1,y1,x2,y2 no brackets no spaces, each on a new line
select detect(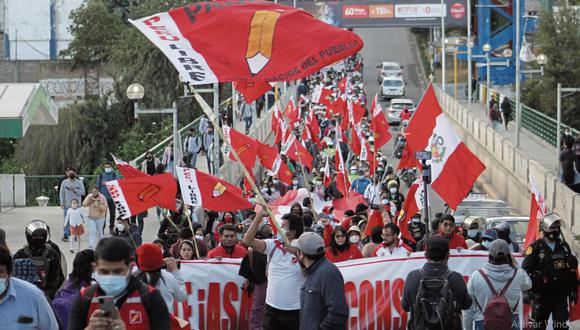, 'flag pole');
296,124,318,223
190,89,289,246
186,213,201,259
